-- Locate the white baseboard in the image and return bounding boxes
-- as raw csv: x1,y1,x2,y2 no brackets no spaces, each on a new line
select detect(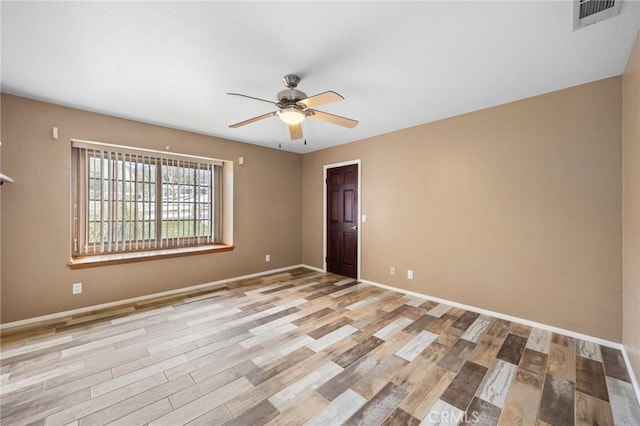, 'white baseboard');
300,264,622,345
621,343,640,407
301,264,325,273
0,264,306,332
353,276,640,406
359,278,620,347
